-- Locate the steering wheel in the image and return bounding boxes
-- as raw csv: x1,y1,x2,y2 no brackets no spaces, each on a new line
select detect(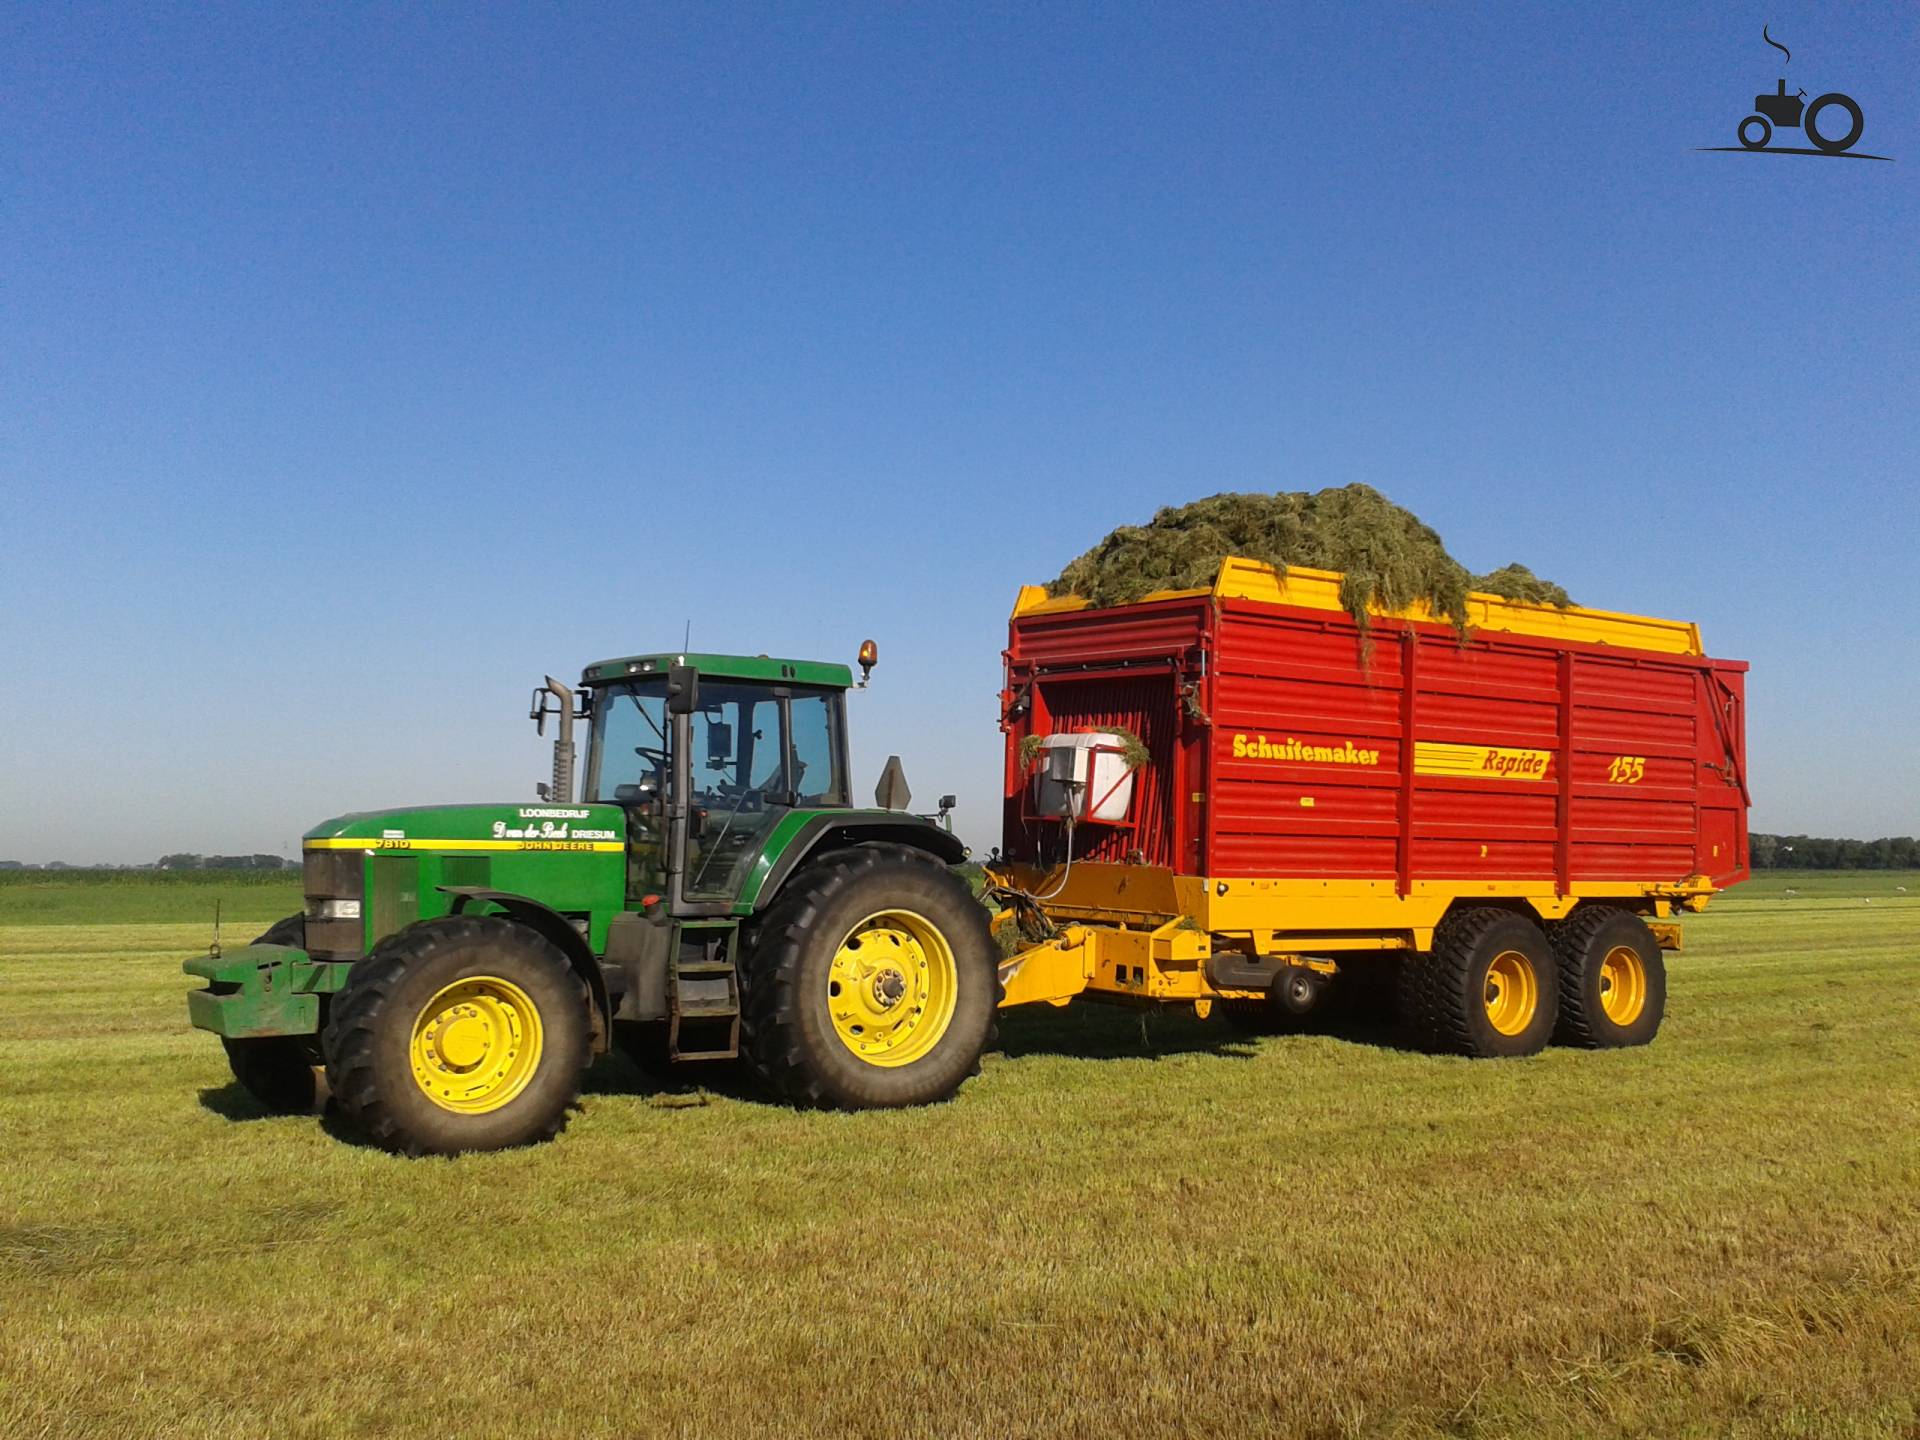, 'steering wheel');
632,745,668,769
